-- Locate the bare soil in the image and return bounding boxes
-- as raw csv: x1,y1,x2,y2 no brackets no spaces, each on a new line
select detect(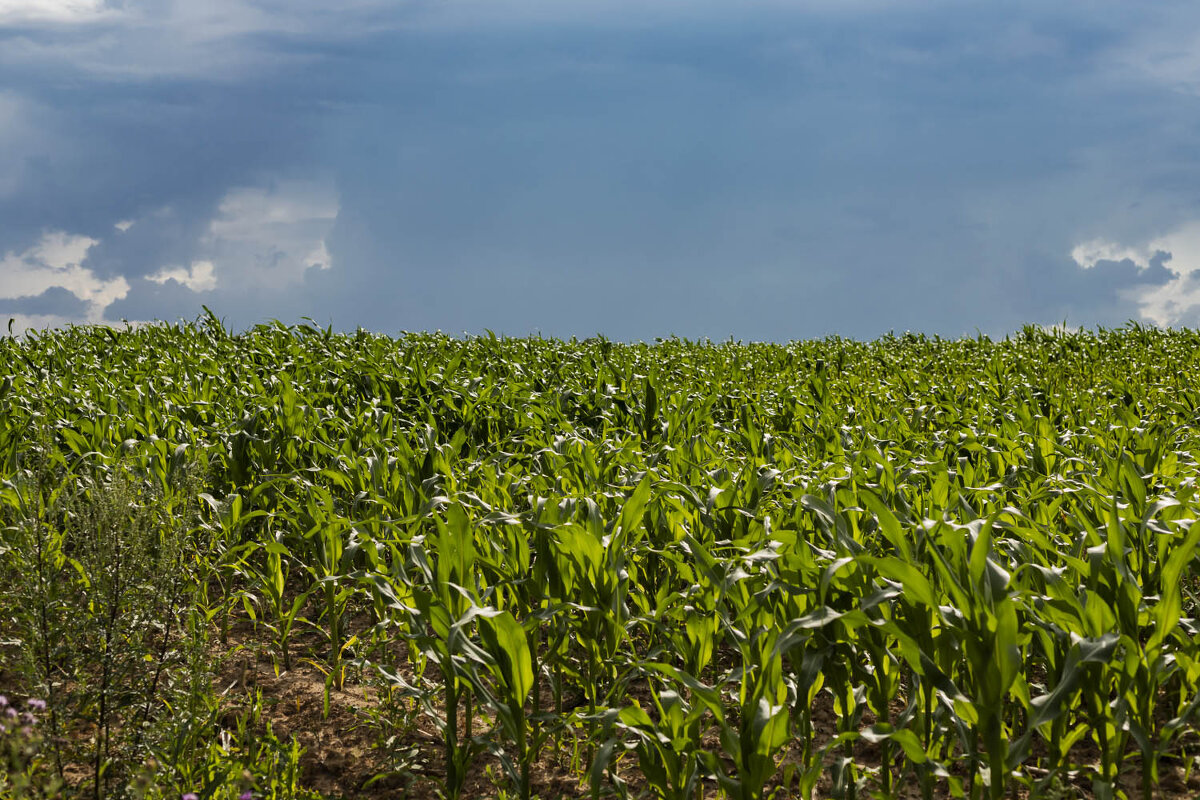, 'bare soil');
209,618,1200,800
